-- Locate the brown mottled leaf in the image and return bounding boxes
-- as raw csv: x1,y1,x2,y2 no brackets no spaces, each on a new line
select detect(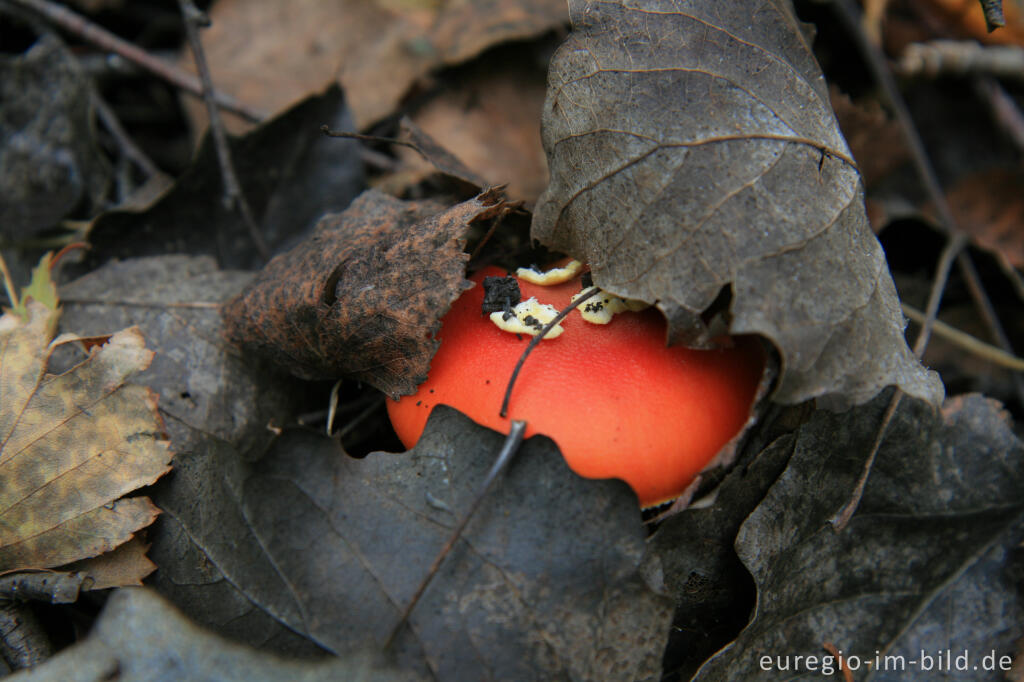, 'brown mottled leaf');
224,189,512,397
0,300,171,572
532,0,943,408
